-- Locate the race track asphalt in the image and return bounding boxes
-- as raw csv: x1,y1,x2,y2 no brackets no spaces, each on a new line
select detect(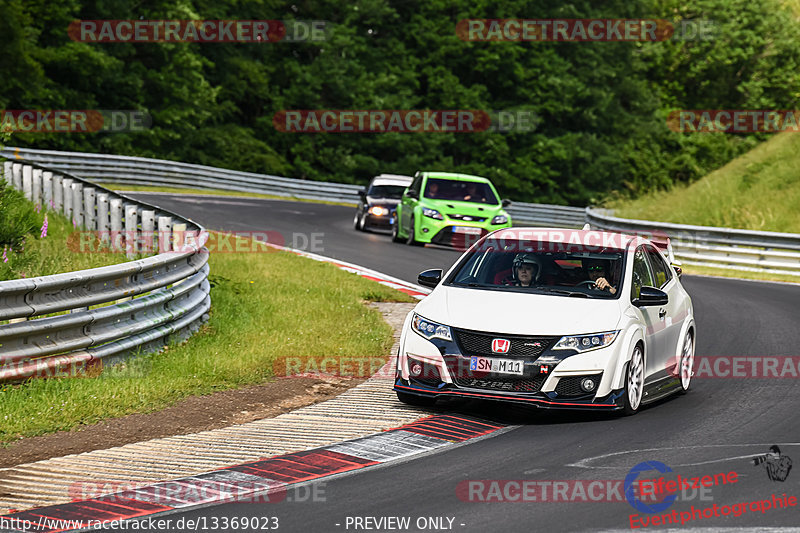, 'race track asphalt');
118,193,800,532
